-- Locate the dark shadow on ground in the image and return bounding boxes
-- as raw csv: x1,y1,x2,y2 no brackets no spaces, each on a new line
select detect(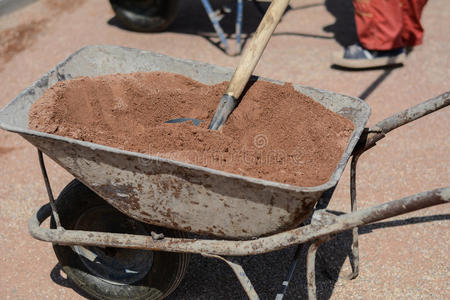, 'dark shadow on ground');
107,0,332,54
49,213,449,299
323,0,358,47
168,213,449,299
273,31,333,40
356,68,395,100
330,65,402,99
107,0,267,54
